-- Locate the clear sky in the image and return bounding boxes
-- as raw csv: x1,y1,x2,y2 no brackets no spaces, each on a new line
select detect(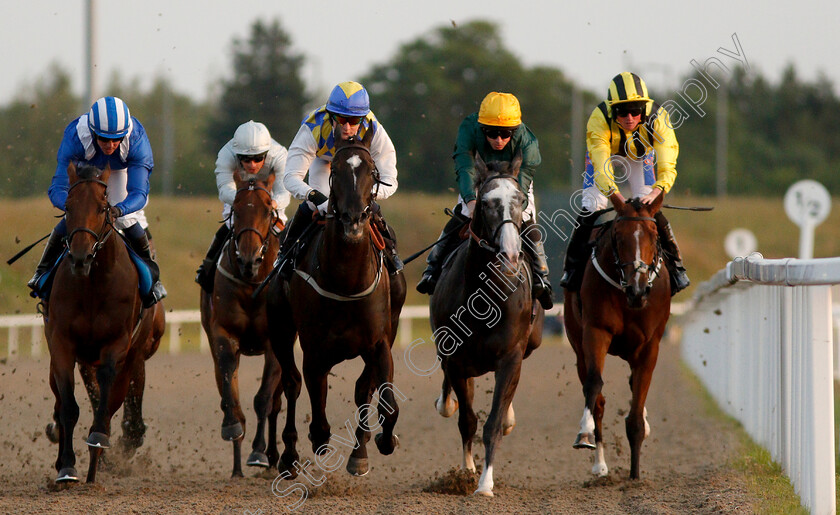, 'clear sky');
4,0,839,105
